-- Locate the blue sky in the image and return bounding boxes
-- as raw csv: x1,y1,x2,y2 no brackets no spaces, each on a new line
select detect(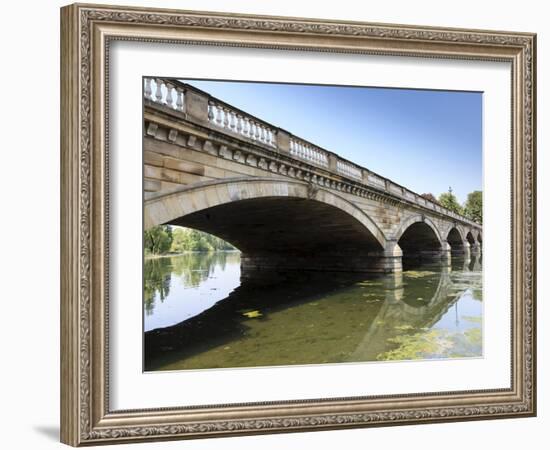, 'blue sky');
182,79,482,204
